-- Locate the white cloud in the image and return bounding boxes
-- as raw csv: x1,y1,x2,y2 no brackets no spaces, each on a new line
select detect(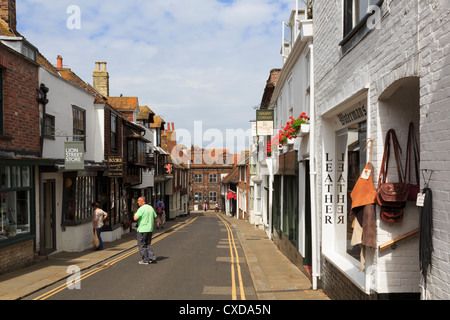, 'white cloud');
17,0,295,152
